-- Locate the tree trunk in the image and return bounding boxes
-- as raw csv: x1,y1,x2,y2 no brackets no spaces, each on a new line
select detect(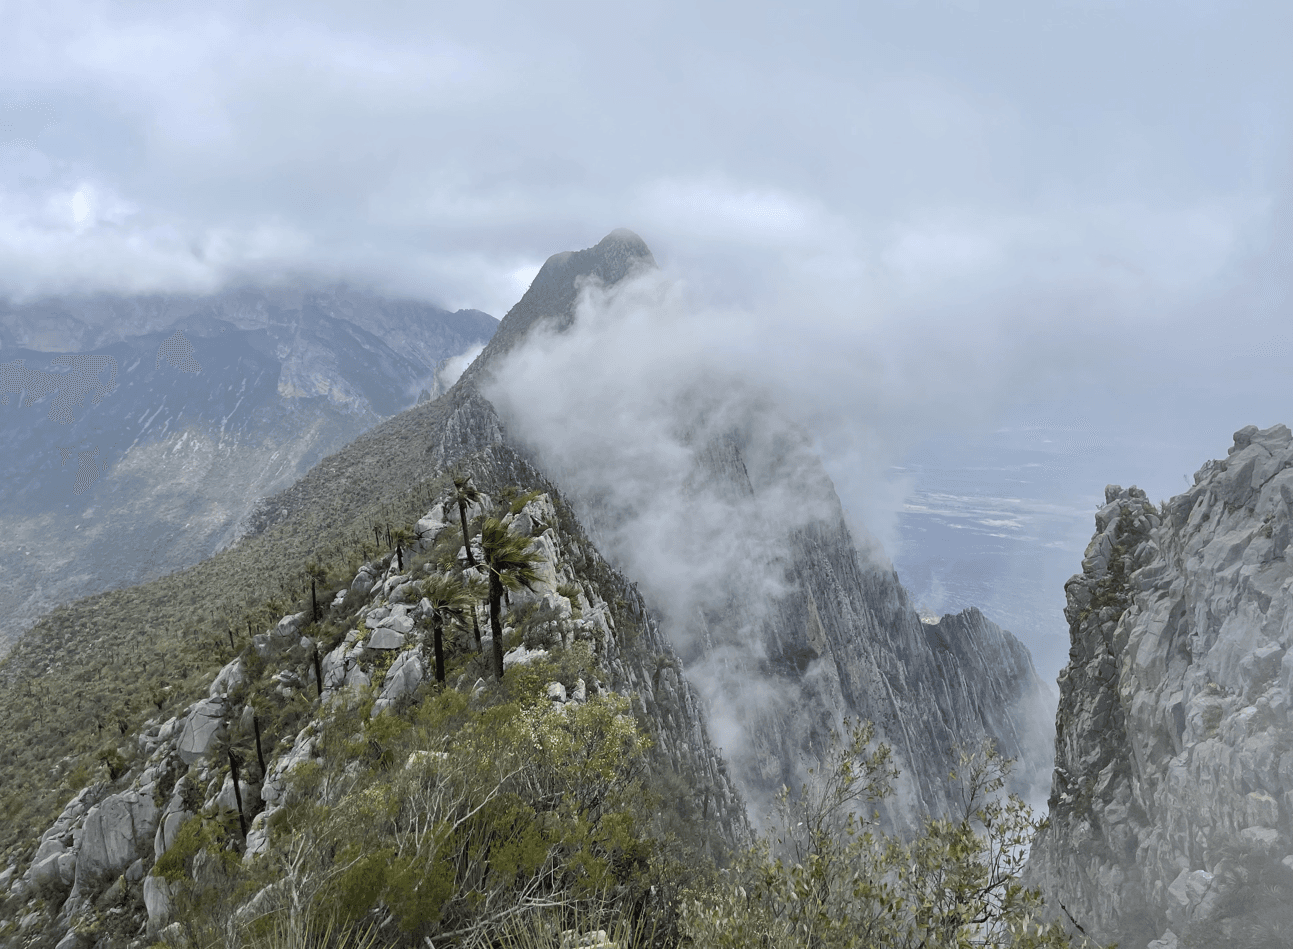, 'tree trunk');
396,543,403,572
458,499,477,568
253,712,266,779
489,571,504,679
228,751,248,839
433,614,446,683
312,646,324,699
